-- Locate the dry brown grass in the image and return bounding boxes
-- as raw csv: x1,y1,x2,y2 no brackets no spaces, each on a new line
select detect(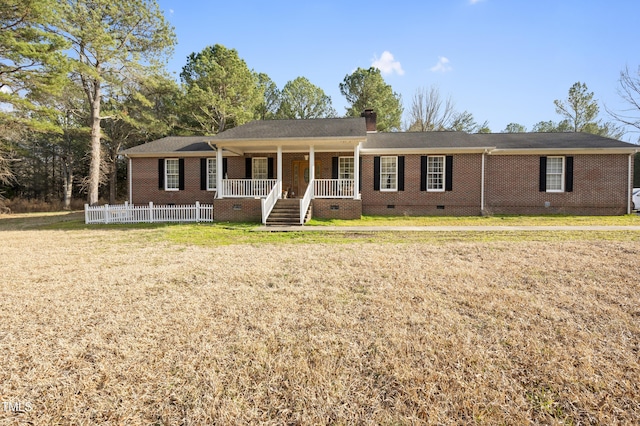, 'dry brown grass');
0,228,639,424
